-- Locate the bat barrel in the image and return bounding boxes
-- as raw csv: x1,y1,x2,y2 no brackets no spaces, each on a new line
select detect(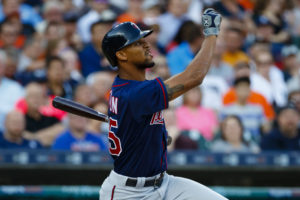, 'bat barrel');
52,96,109,123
